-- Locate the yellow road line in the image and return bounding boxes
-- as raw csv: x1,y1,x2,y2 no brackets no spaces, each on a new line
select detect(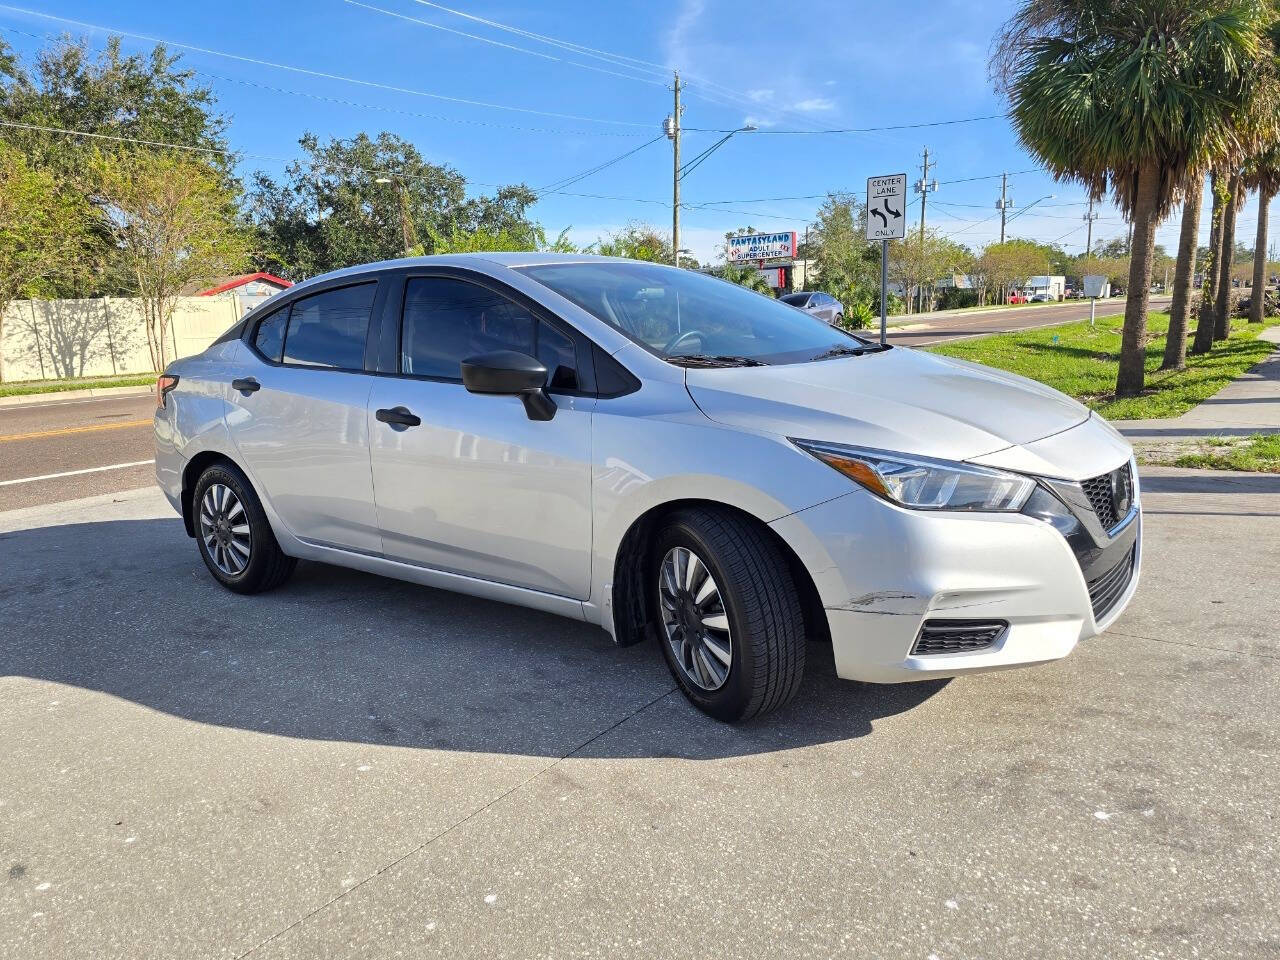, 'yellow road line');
0,418,152,443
